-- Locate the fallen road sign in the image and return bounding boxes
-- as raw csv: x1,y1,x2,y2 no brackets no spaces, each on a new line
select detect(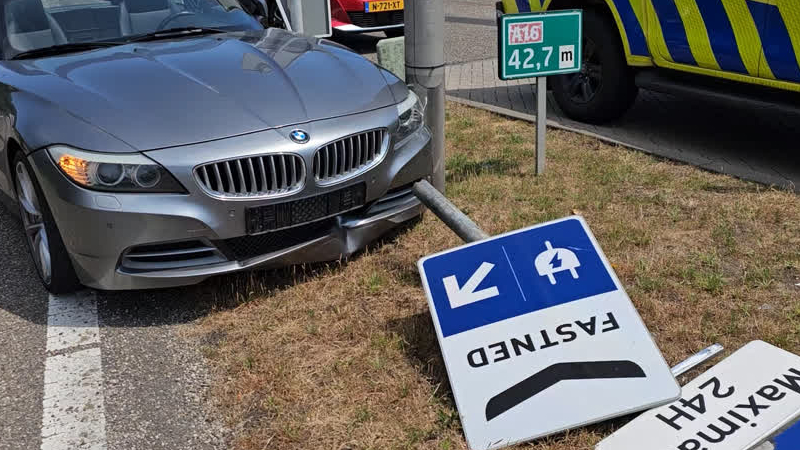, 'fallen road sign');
418,216,679,449
597,341,800,450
